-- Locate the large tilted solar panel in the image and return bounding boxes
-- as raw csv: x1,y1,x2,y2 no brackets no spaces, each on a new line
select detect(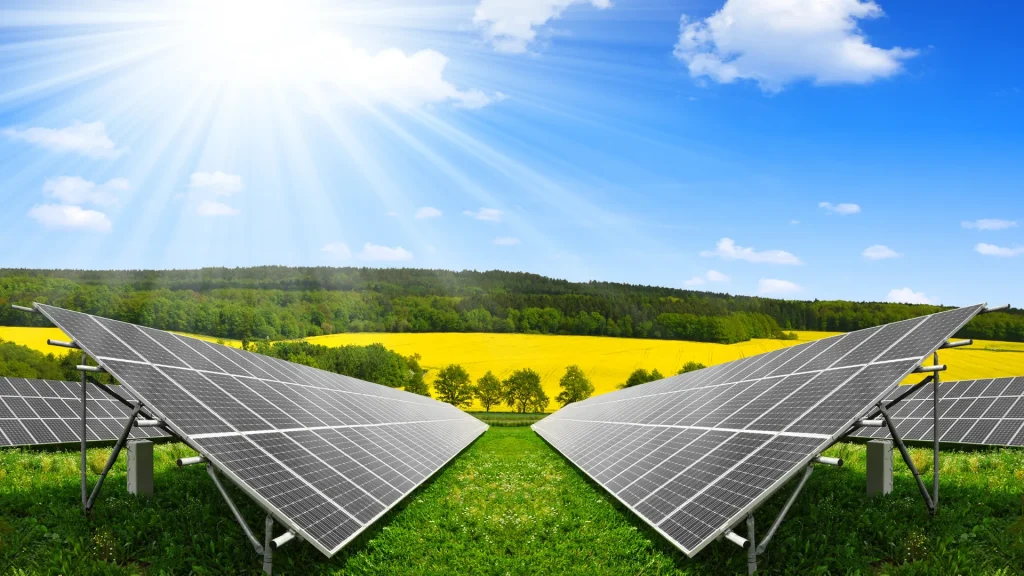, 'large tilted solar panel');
851,377,1024,446
33,304,487,557
533,305,984,557
0,377,168,447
